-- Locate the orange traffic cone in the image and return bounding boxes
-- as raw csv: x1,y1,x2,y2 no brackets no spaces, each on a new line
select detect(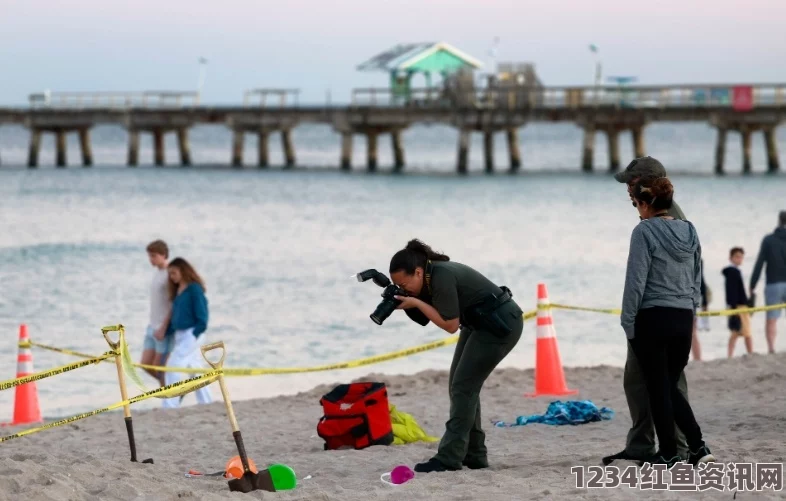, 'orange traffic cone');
525,284,578,397
8,325,42,425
